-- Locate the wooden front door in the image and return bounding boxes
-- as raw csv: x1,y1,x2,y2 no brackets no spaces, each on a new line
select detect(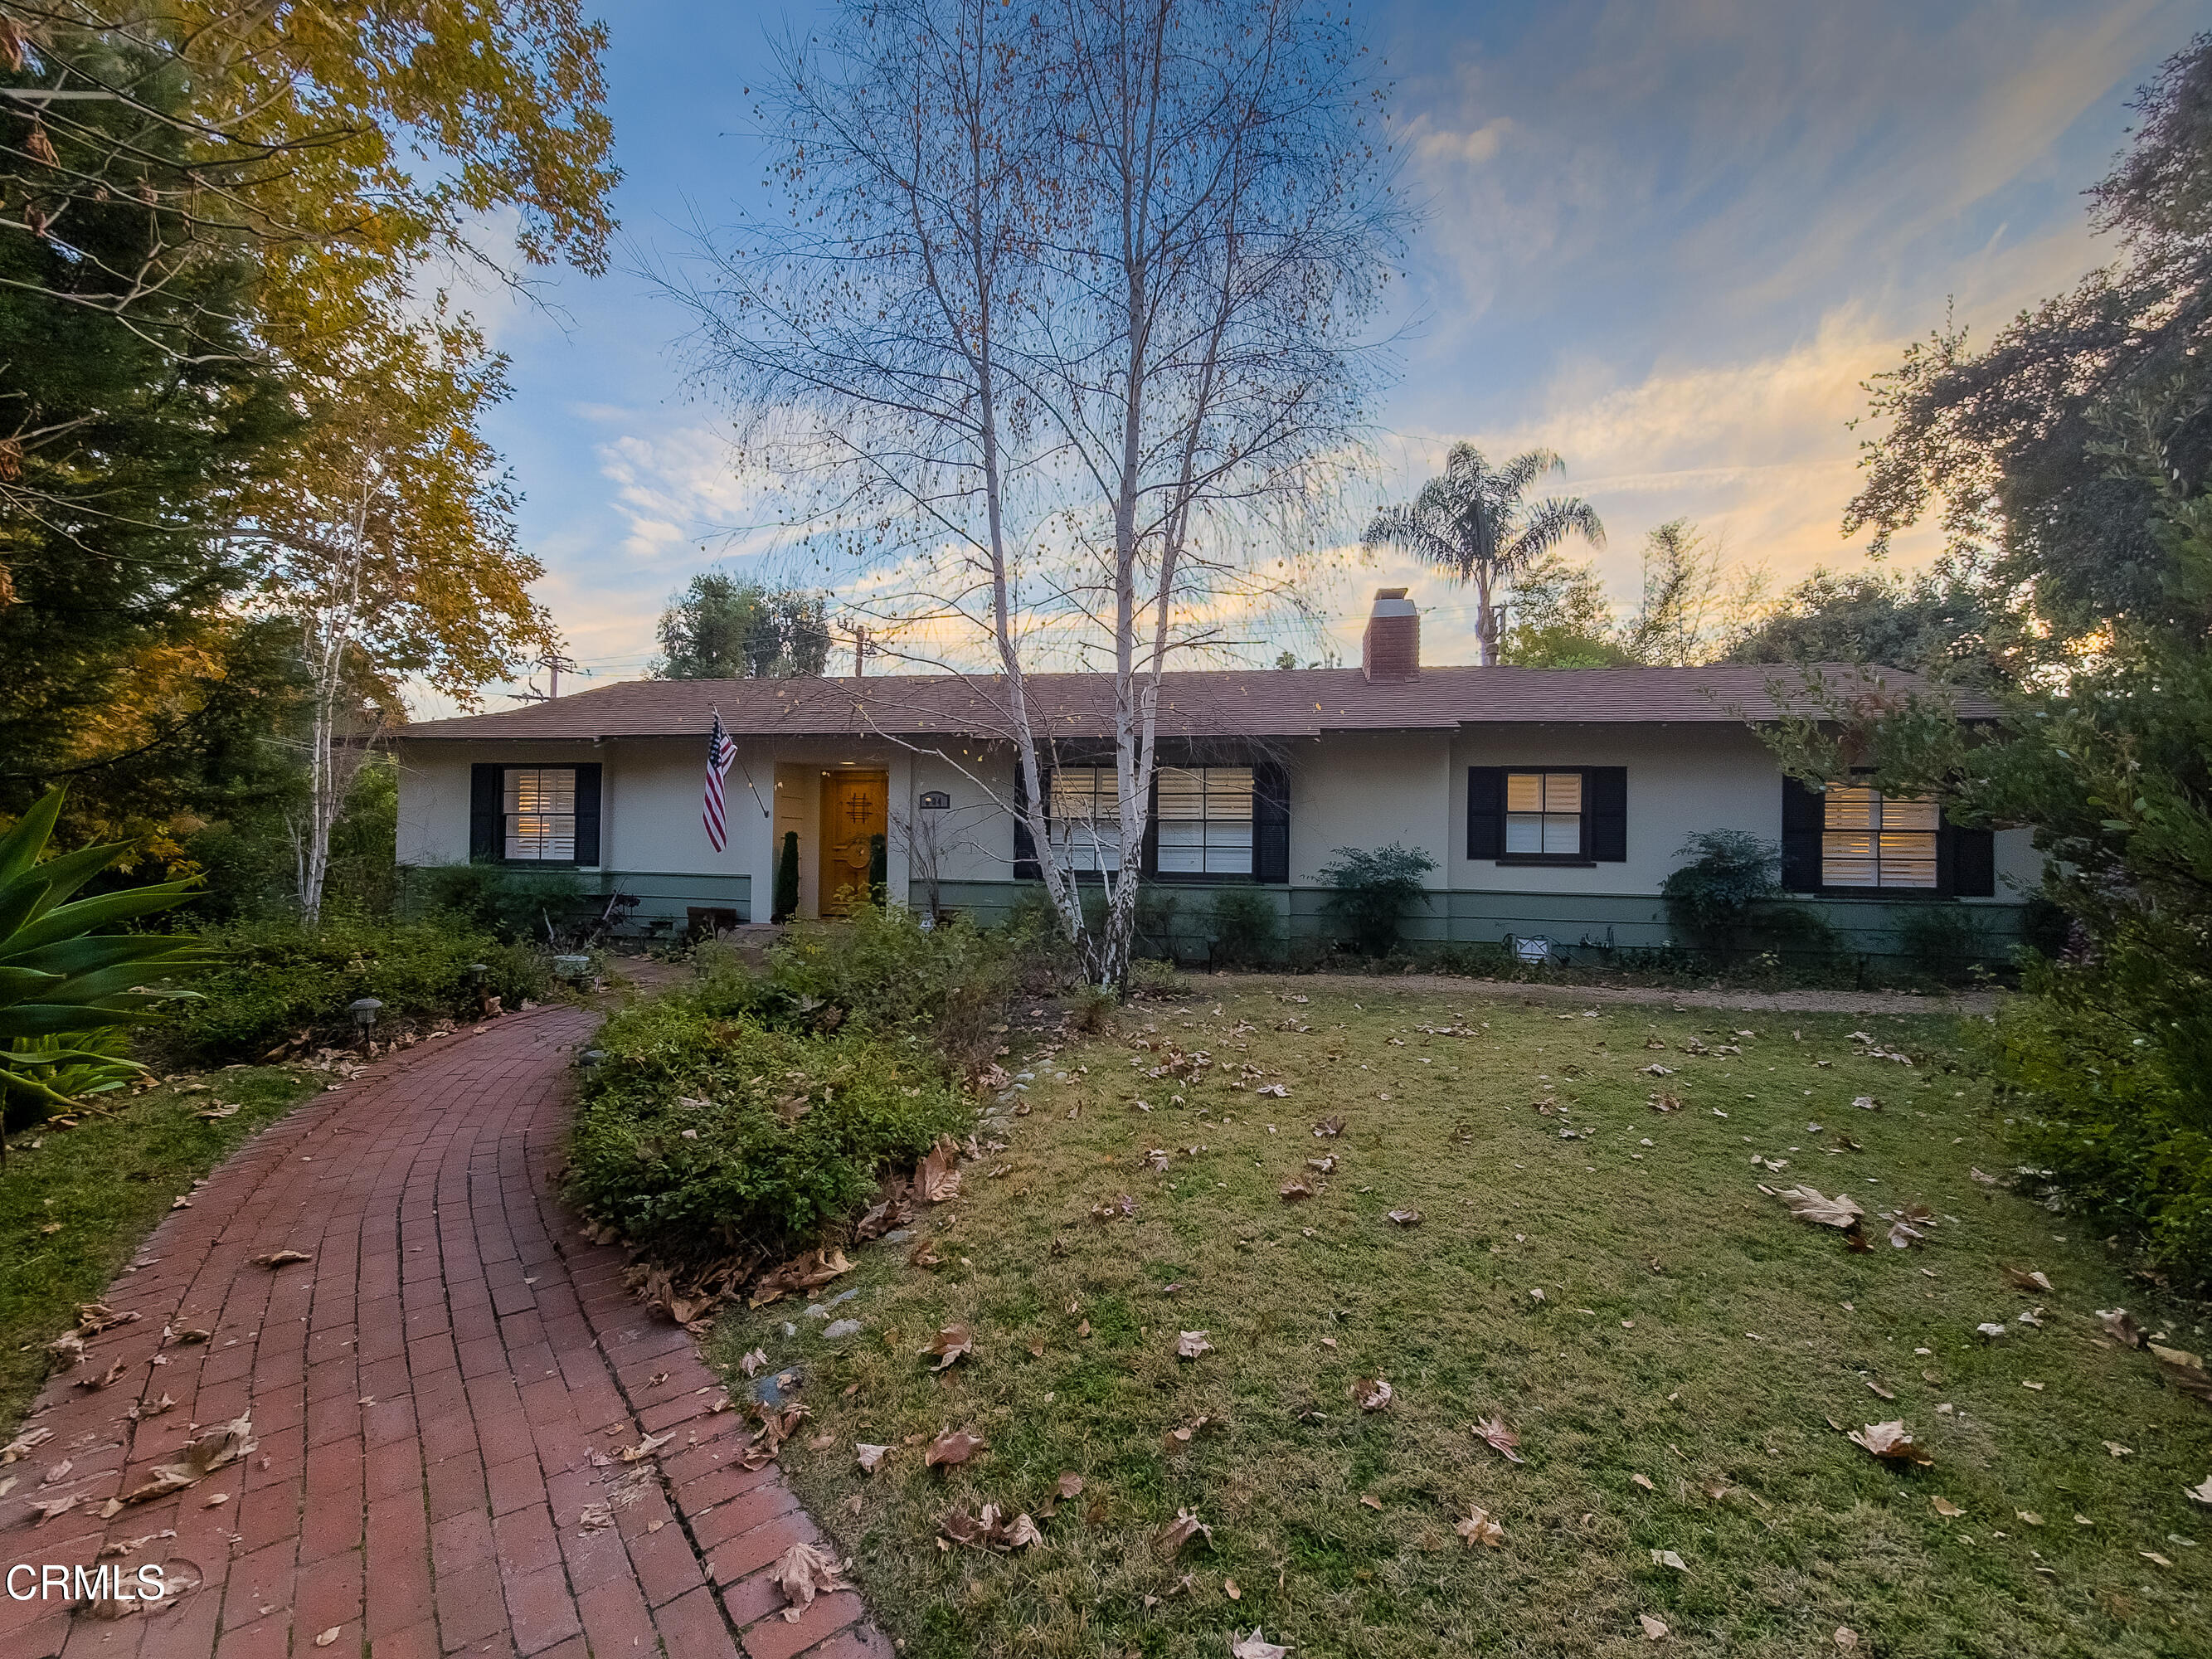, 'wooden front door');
819,771,888,915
